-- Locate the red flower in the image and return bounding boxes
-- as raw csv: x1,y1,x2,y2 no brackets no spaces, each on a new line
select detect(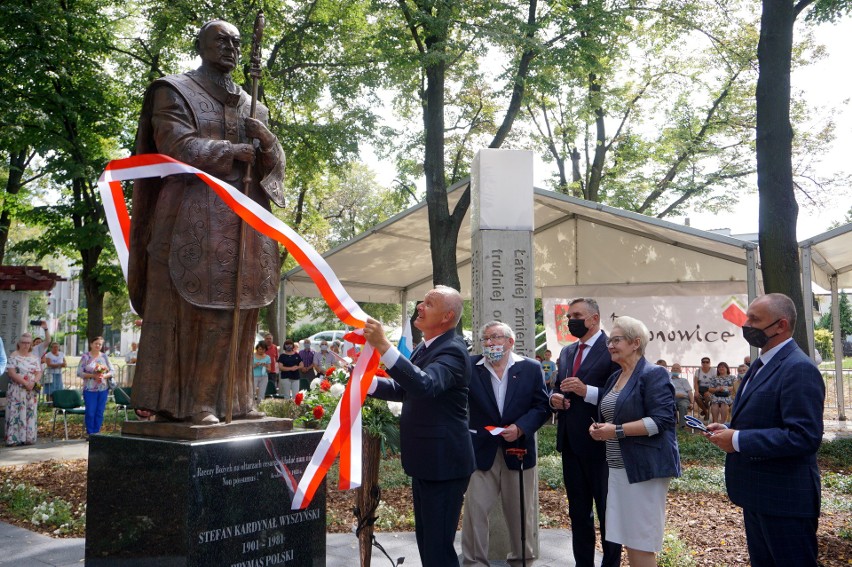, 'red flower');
320,380,331,391
325,367,335,377
313,405,324,419
294,392,304,405
375,368,389,378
